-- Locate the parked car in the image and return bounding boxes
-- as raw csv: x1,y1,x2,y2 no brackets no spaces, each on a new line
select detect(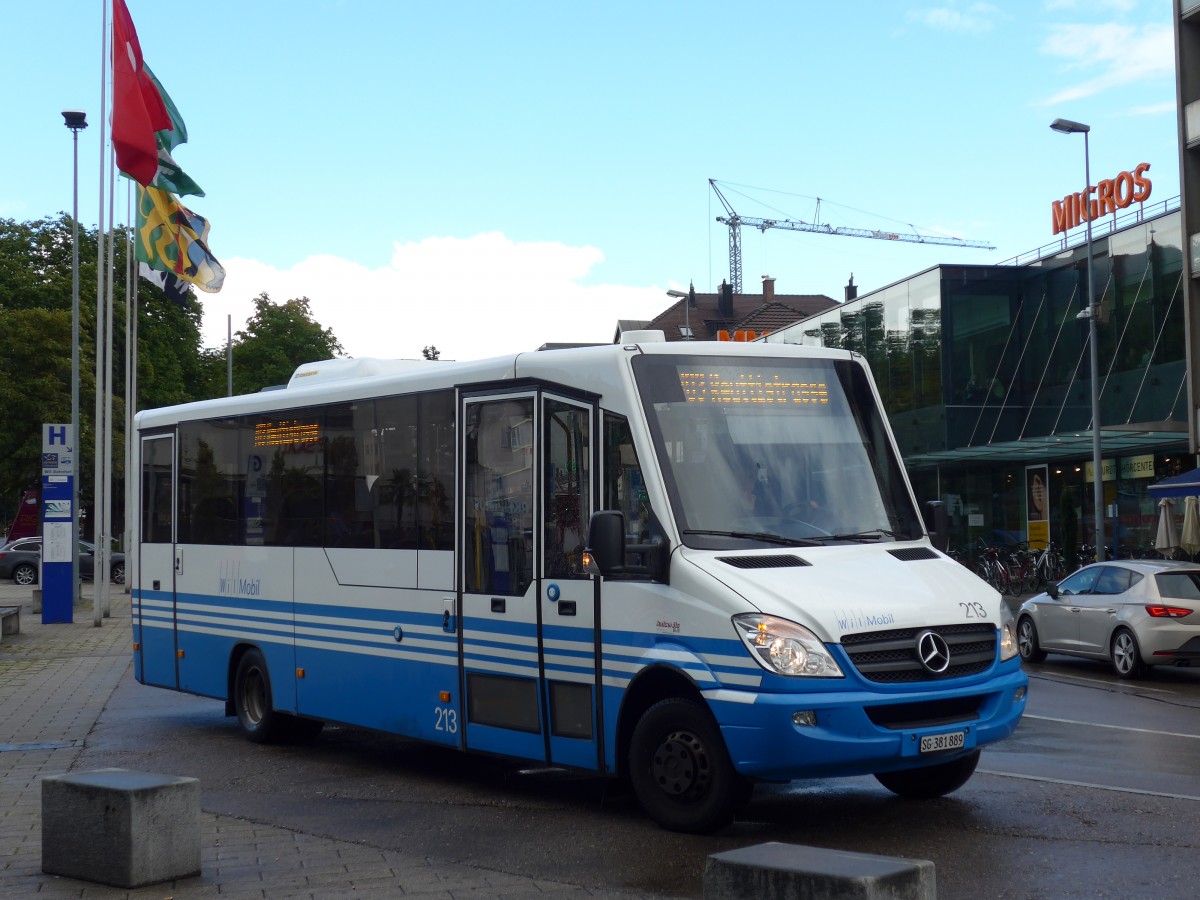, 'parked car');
0,538,42,586
1017,559,1200,679
0,538,126,586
